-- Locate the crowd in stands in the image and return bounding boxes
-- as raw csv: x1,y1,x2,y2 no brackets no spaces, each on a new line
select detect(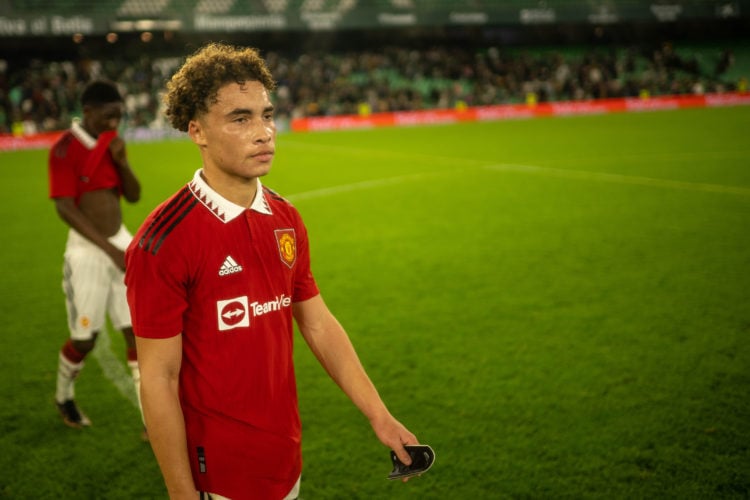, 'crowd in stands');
0,42,742,135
